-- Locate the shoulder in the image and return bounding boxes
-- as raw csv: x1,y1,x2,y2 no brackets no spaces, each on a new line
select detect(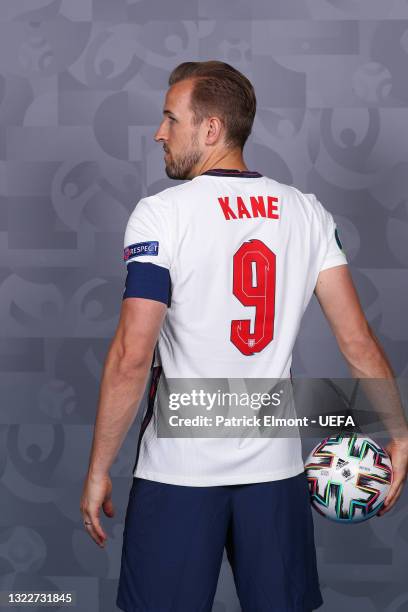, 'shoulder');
151,179,197,204
260,176,305,201
127,181,194,218
127,188,176,221
262,178,335,232
265,178,313,206
271,179,331,220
